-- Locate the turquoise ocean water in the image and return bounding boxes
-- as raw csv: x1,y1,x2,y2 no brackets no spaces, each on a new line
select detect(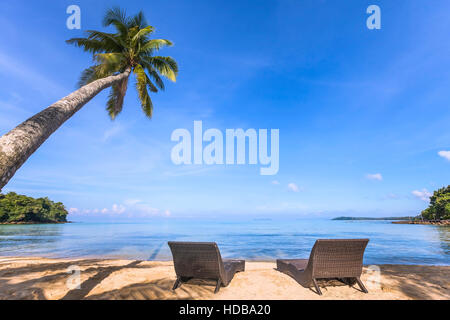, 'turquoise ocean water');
0,219,448,265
